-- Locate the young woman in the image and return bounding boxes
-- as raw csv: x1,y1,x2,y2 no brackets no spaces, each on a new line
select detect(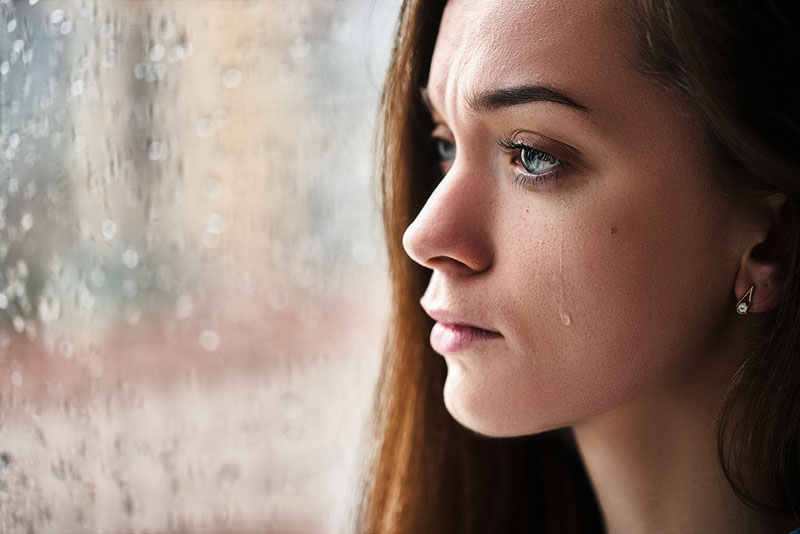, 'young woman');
358,0,800,532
